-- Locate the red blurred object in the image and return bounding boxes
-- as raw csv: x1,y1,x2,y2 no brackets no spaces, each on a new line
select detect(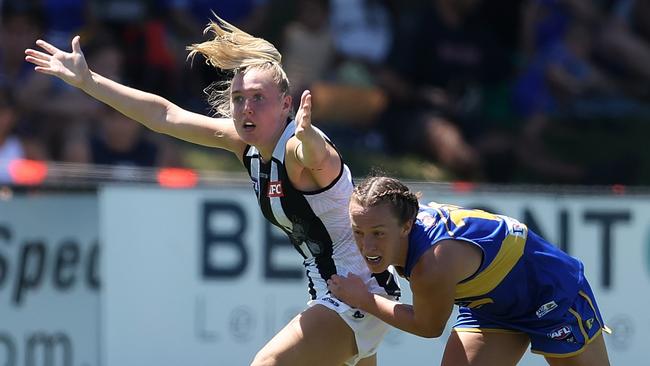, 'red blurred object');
611,184,626,195
157,168,198,188
452,181,475,193
8,159,48,185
